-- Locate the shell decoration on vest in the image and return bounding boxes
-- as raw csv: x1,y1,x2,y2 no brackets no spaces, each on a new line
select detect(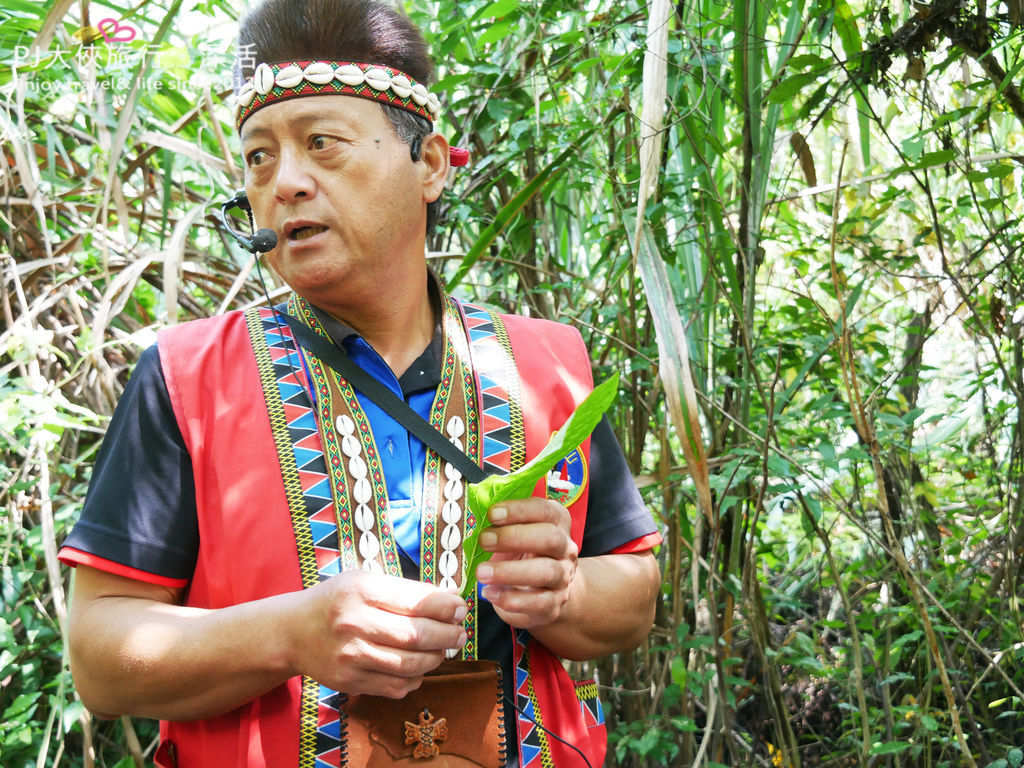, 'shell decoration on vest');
235,60,441,129
336,413,385,572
